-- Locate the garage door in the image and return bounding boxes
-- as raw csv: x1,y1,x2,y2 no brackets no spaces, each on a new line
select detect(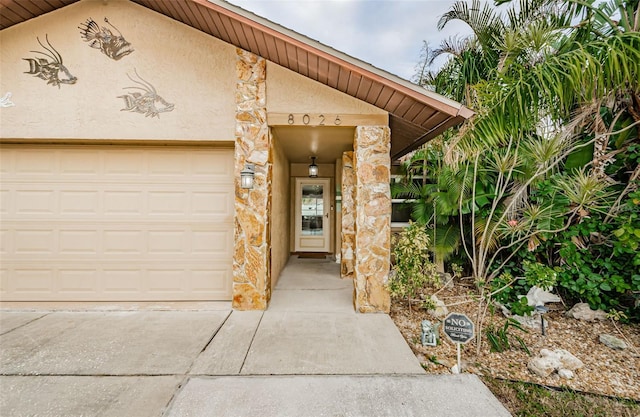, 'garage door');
0,144,234,301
